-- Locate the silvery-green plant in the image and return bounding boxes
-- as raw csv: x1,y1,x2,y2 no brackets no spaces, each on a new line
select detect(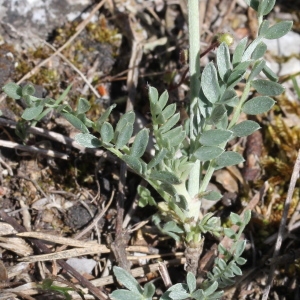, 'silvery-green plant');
110,211,250,300
2,0,292,298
